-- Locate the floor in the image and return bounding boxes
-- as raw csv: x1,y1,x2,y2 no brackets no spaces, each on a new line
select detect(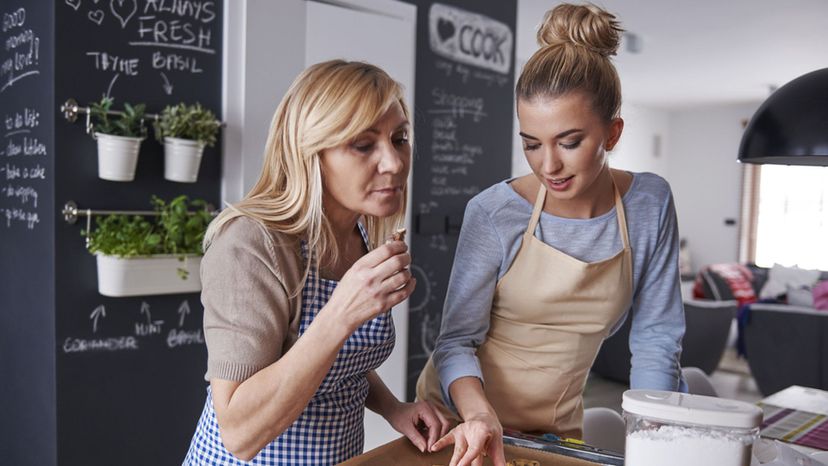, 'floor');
583,346,762,413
